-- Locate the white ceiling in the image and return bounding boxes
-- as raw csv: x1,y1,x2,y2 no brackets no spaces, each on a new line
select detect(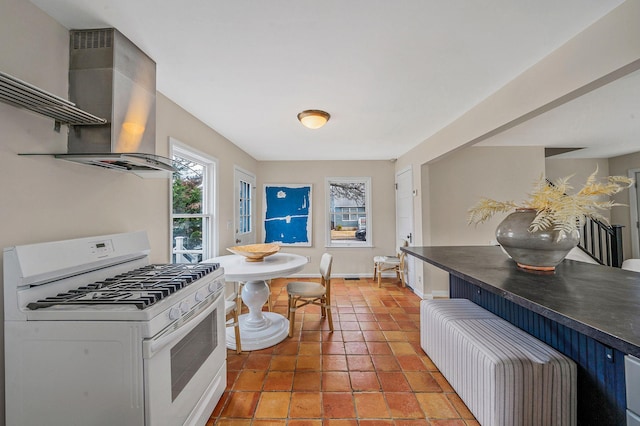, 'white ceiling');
478,68,640,159
29,0,628,161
